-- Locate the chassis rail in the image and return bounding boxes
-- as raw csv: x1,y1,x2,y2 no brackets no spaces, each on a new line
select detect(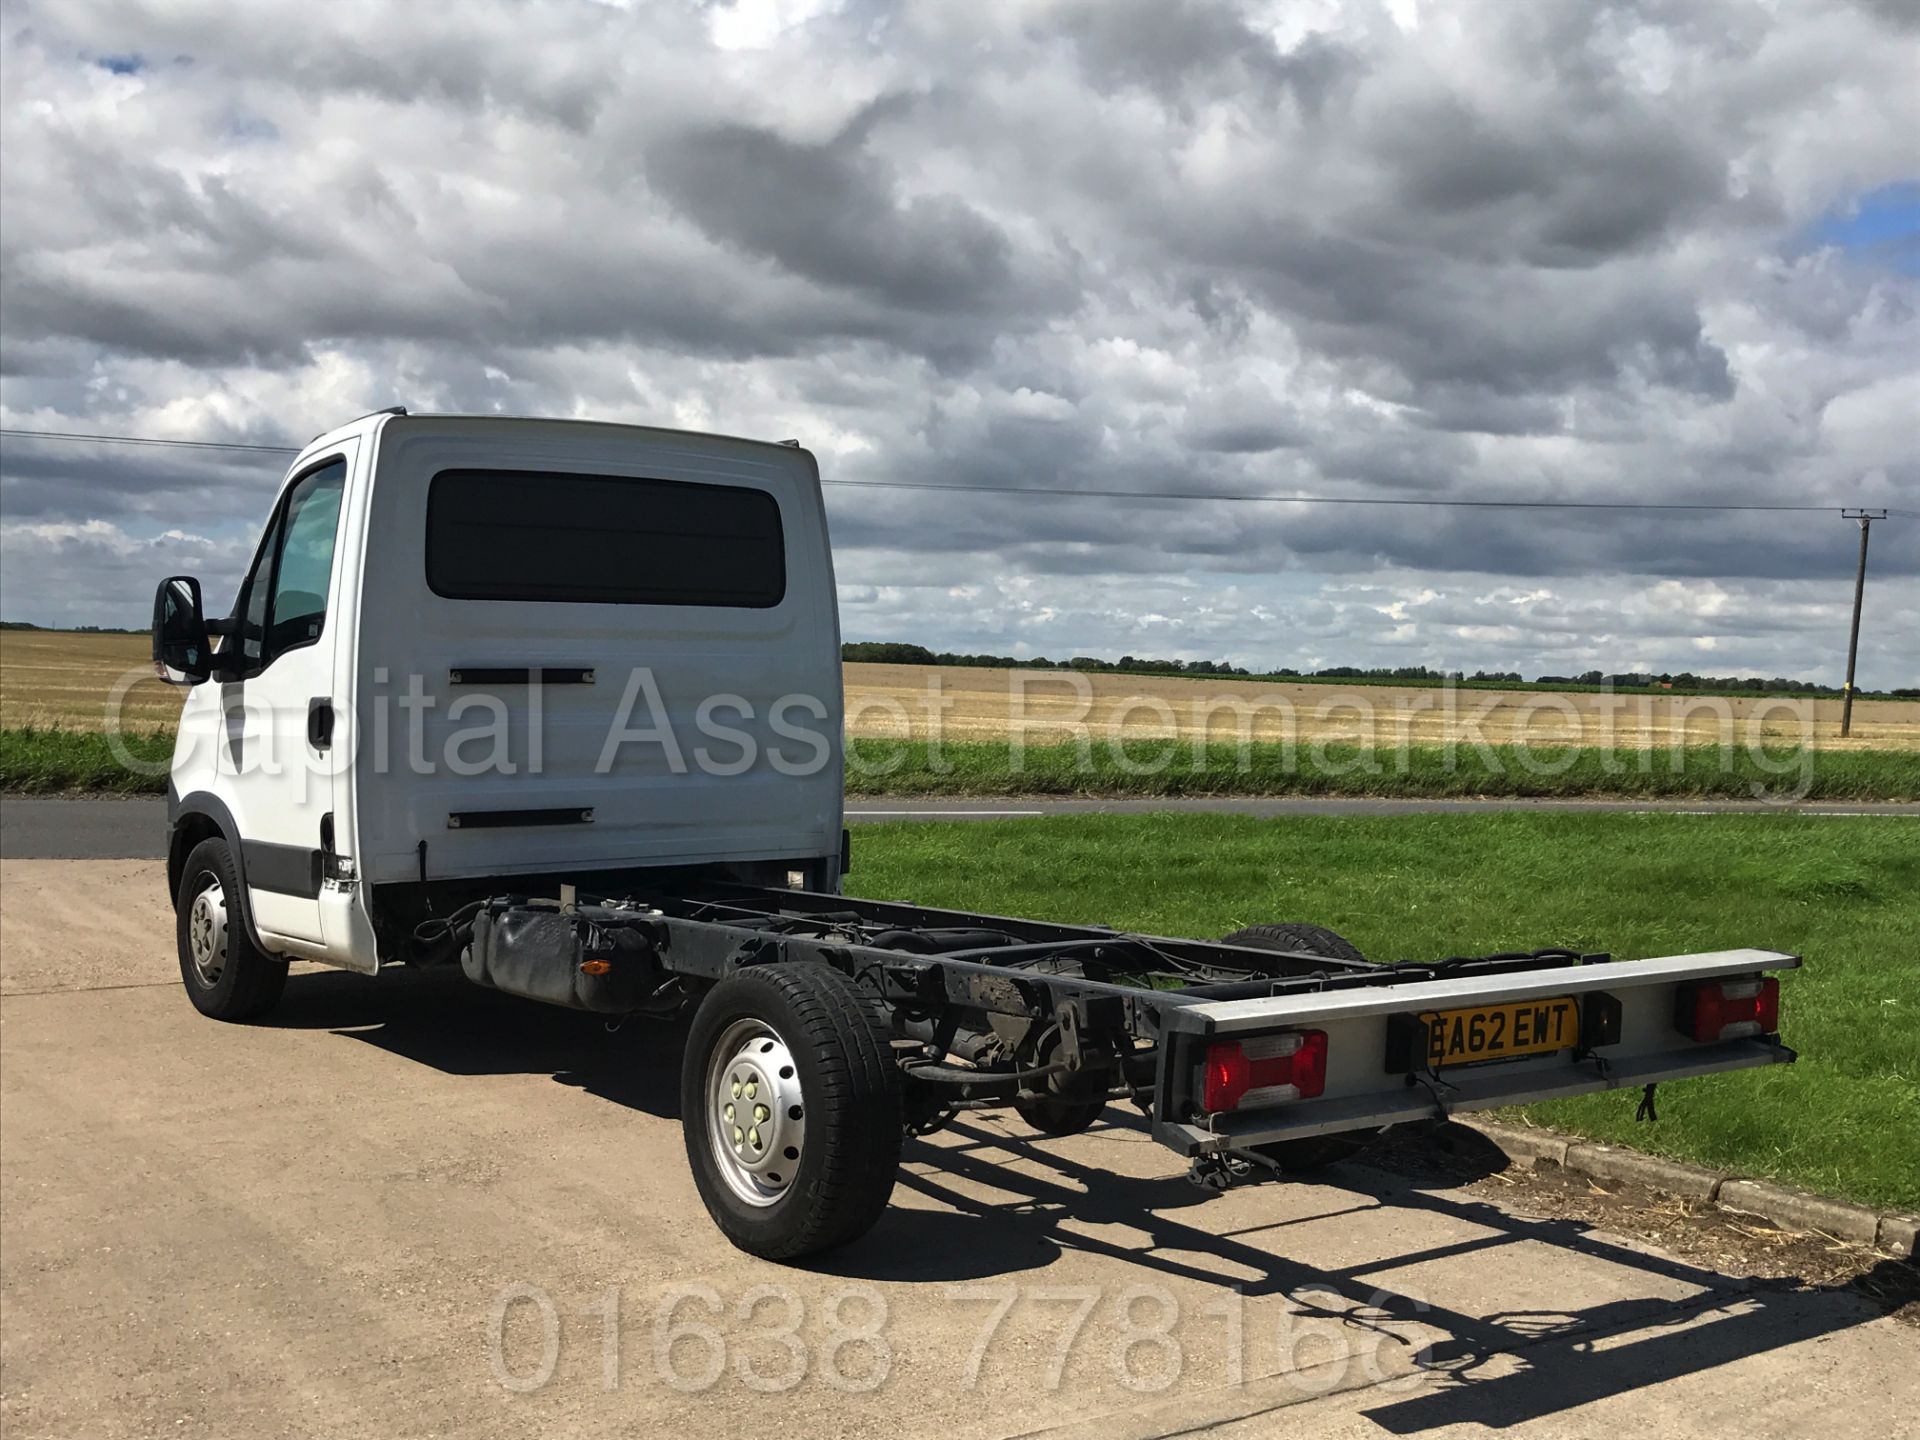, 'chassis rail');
564,883,1801,1156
